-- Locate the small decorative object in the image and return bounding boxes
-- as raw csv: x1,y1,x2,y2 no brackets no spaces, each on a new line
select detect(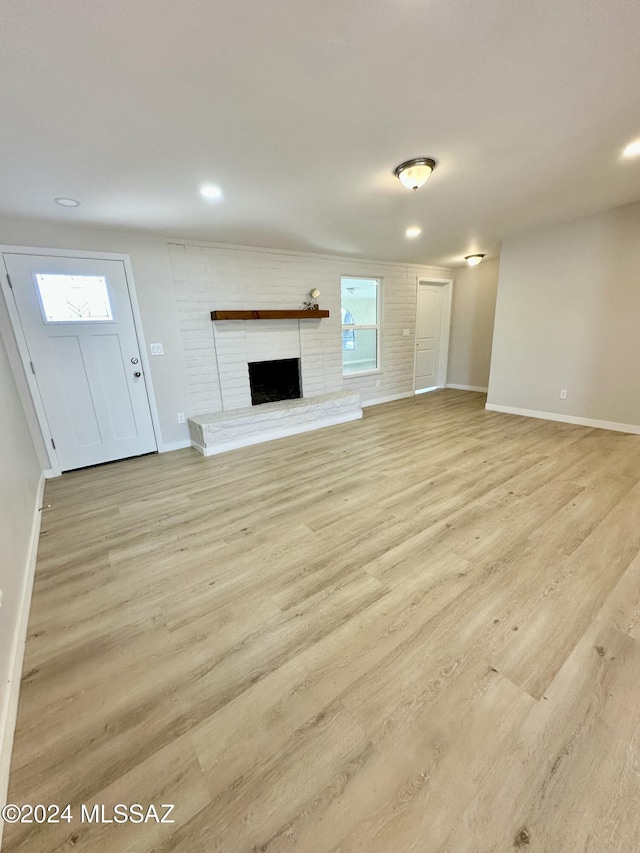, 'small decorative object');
303,288,321,310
